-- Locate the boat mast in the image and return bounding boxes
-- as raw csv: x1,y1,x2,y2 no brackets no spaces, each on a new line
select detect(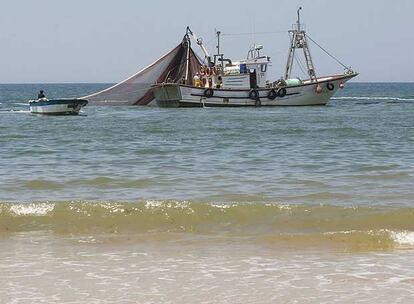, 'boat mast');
284,7,317,82
216,30,221,57
183,32,191,83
